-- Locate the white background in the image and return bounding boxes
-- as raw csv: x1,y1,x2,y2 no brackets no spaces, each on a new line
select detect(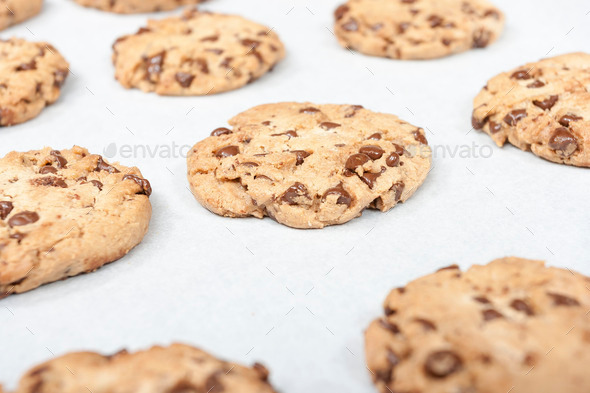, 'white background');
1,0,589,391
